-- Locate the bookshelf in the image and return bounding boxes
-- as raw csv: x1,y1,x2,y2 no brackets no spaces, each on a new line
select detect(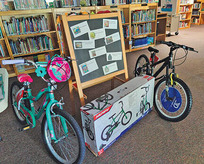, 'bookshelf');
191,0,202,25
177,0,194,29
129,3,157,52
199,0,204,24
0,9,61,77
